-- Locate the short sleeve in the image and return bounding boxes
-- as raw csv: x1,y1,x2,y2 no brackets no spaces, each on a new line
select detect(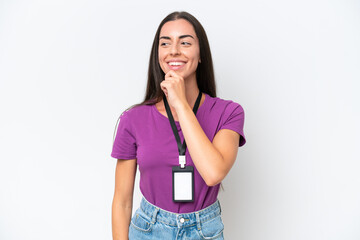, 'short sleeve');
218,102,246,147
111,110,137,159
